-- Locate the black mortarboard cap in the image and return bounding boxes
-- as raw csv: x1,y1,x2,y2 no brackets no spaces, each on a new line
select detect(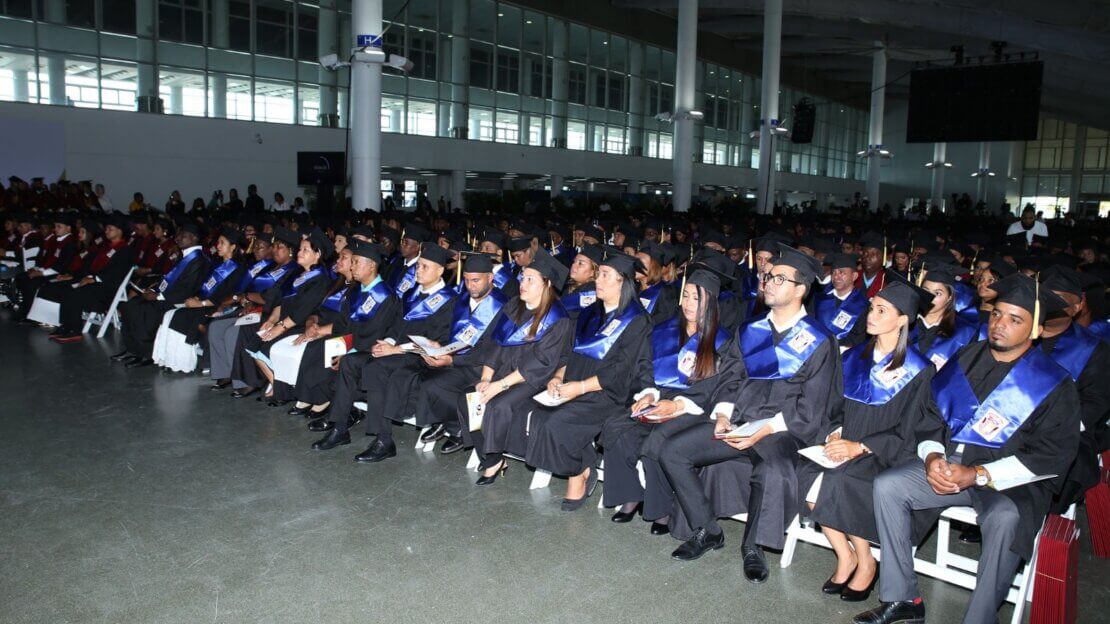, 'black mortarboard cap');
219,226,243,246
1039,265,1084,297
273,226,301,248
306,227,335,258
755,232,792,253
461,251,494,273
419,242,451,267
859,231,886,251
528,248,569,289
402,223,432,243
601,249,646,280
920,262,960,287
508,236,533,252
824,253,860,270
700,228,728,249
771,243,822,284
687,250,737,288
875,280,934,317
988,273,1068,319
638,241,669,266
579,224,604,243
577,244,604,266
349,240,384,265
479,229,508,250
